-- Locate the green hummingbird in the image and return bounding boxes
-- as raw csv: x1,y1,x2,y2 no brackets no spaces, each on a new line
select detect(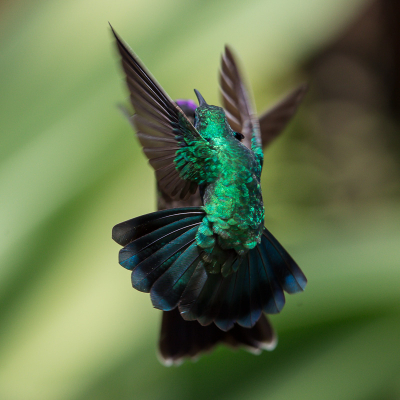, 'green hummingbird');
110,26,307,365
